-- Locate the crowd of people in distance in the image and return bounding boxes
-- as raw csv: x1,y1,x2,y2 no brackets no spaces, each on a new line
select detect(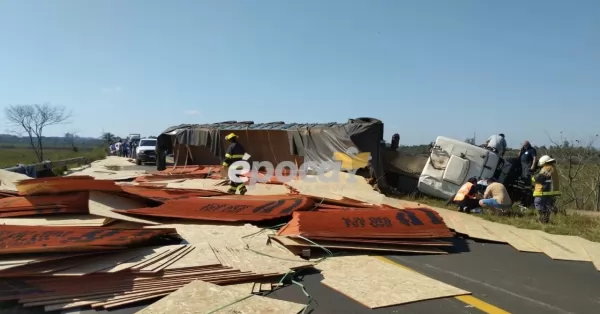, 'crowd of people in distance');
108,139,137,158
